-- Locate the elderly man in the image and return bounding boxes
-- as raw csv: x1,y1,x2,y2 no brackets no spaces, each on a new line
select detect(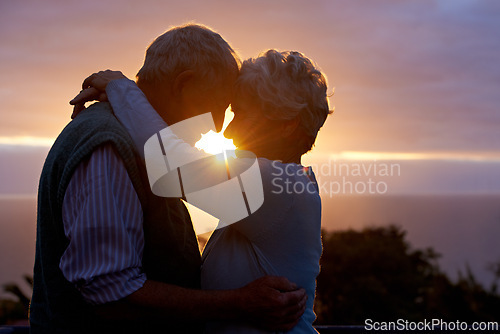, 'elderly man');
30,24,306,334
